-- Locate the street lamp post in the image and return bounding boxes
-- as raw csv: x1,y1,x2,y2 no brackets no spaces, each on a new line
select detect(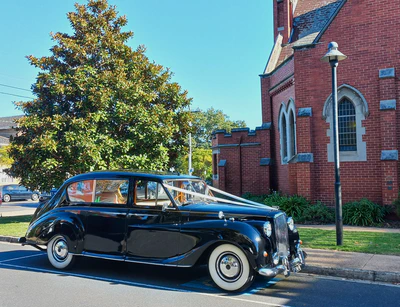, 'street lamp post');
321,42,347,246
188,125,193,175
